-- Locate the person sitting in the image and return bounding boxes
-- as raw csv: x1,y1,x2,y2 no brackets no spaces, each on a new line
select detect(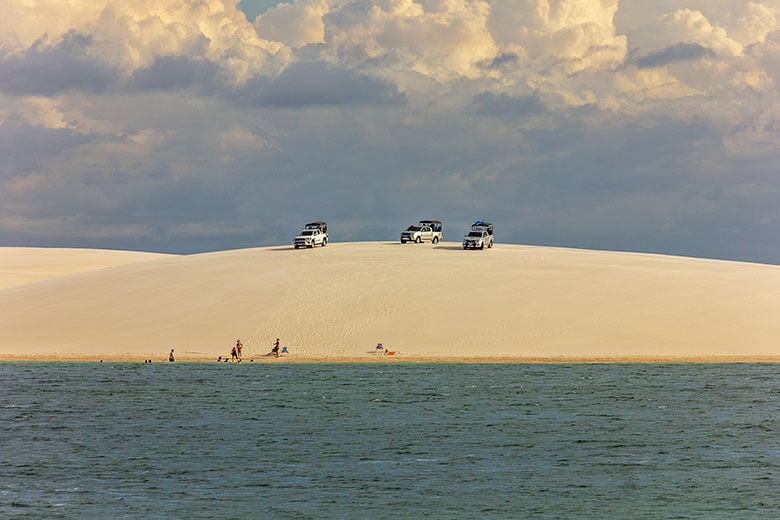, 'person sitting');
280,346,288,355
376,343,384,353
